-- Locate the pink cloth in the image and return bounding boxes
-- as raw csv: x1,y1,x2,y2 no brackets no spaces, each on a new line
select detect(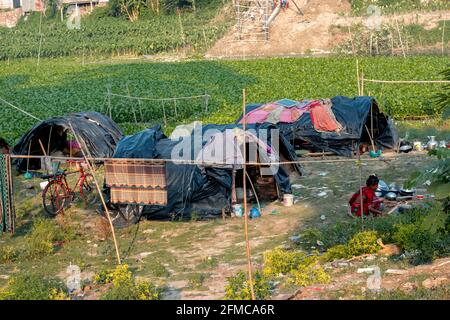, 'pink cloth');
239,102,309,124
68,140,81,149
309,100,343,133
